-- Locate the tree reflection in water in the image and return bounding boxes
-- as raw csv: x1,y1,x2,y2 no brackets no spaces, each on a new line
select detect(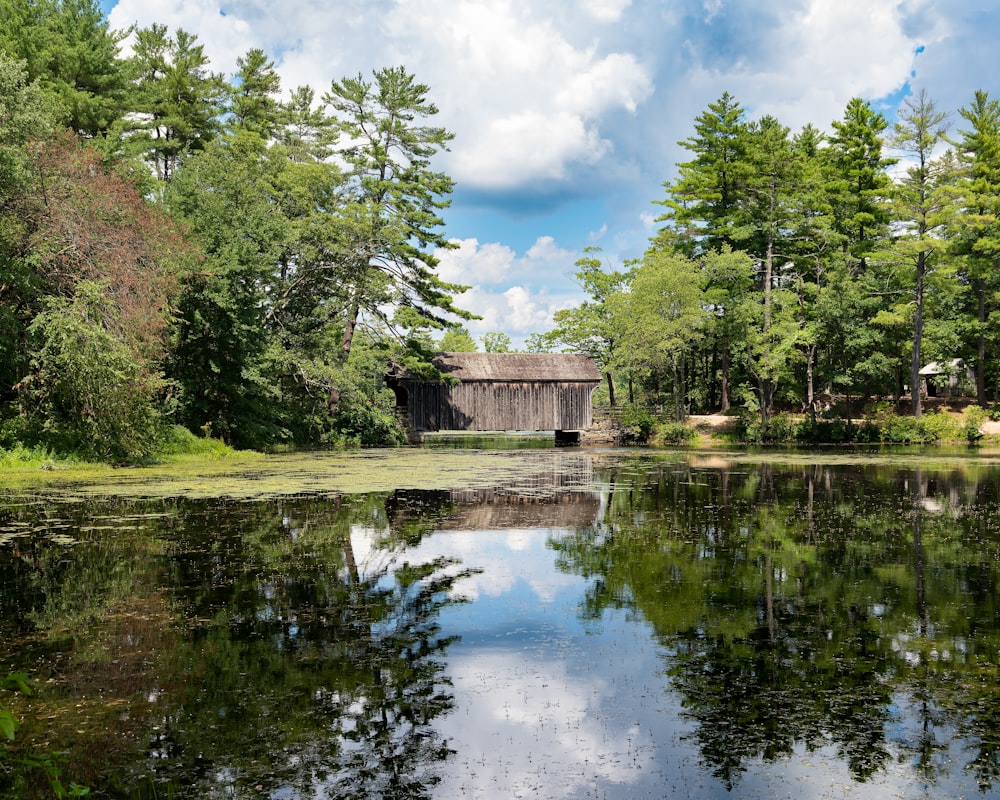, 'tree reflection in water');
550,456,1000,793
1,494,471,799
4,452,1000,798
